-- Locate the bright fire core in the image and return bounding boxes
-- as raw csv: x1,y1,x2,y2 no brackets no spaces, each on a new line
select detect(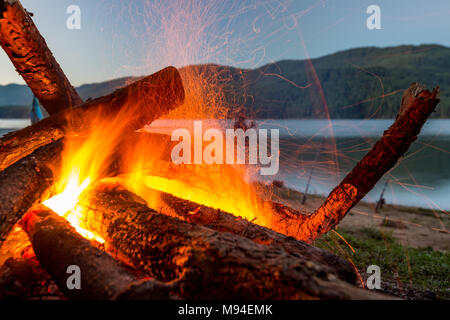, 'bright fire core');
36,1,310,244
